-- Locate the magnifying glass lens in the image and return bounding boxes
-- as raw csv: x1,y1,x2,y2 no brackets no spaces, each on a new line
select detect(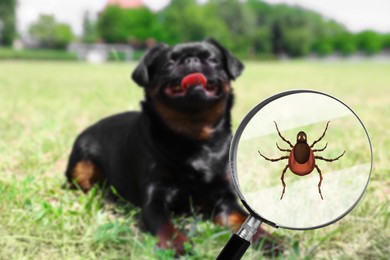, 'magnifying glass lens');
232,91,371,229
